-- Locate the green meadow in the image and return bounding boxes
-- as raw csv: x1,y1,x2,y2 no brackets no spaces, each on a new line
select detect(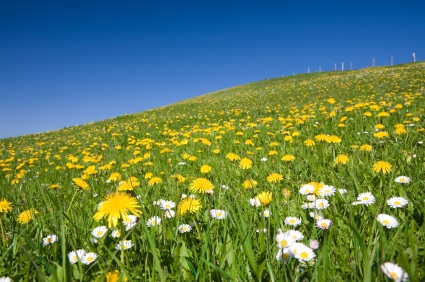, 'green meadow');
1,62,424,281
